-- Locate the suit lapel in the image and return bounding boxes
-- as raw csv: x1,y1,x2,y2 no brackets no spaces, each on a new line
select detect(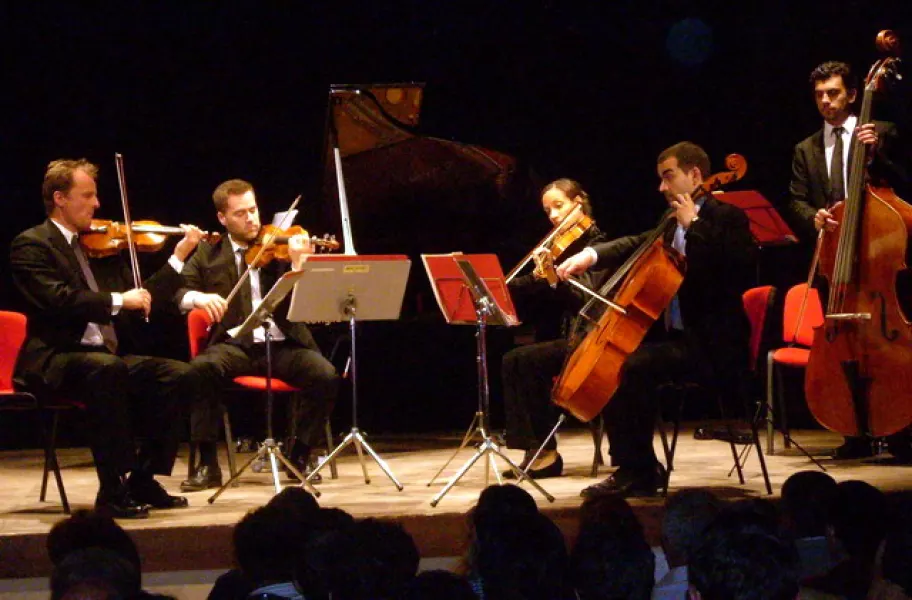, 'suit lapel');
44,219,90,288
